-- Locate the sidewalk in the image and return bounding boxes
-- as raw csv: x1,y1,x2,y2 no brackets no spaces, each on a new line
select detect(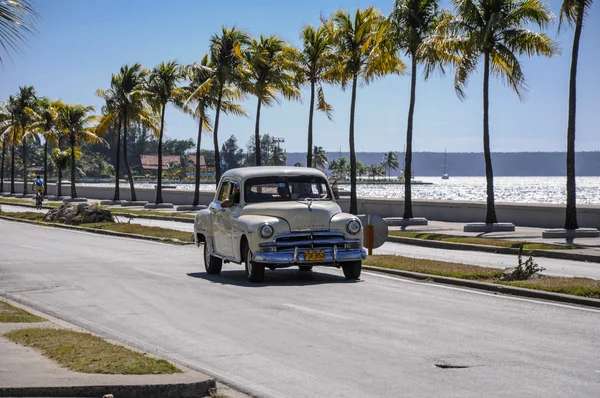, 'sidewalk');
0,302,217,398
